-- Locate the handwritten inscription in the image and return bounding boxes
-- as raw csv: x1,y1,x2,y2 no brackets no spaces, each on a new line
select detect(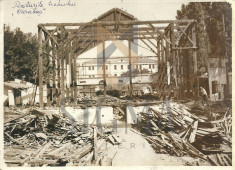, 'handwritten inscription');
48,0,76,7
12,0,77,16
